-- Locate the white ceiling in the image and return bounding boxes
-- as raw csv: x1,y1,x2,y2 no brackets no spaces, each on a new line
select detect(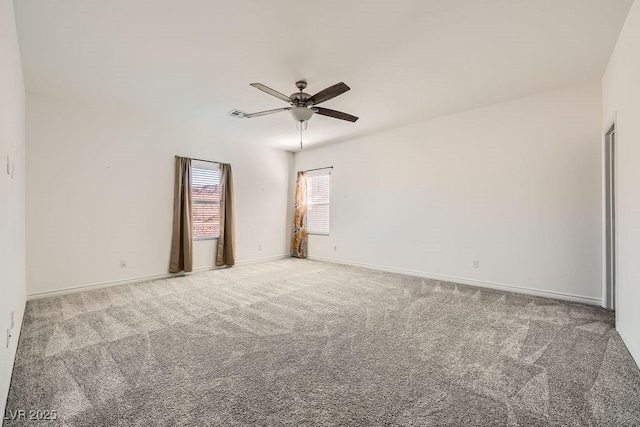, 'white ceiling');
14,0,633,151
